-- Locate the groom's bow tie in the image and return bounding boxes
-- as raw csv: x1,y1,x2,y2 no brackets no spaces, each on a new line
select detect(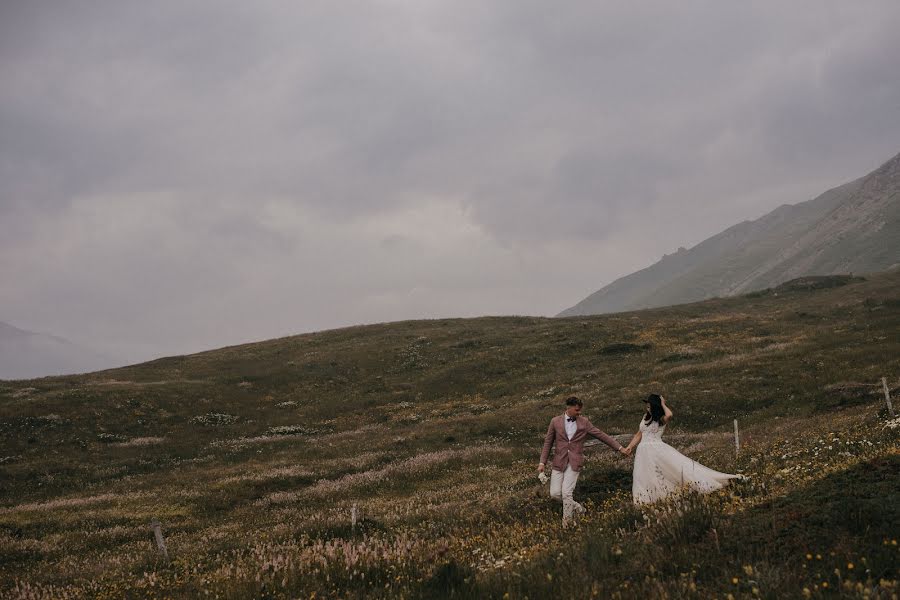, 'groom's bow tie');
567,417,576,422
